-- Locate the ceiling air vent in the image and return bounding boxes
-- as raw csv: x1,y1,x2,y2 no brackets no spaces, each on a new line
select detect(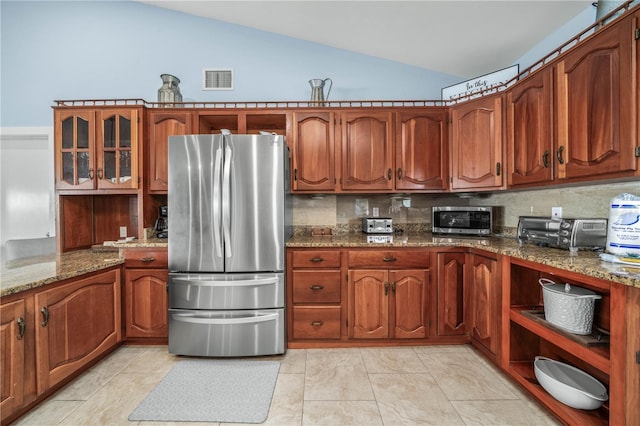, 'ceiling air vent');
203,69,233,90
